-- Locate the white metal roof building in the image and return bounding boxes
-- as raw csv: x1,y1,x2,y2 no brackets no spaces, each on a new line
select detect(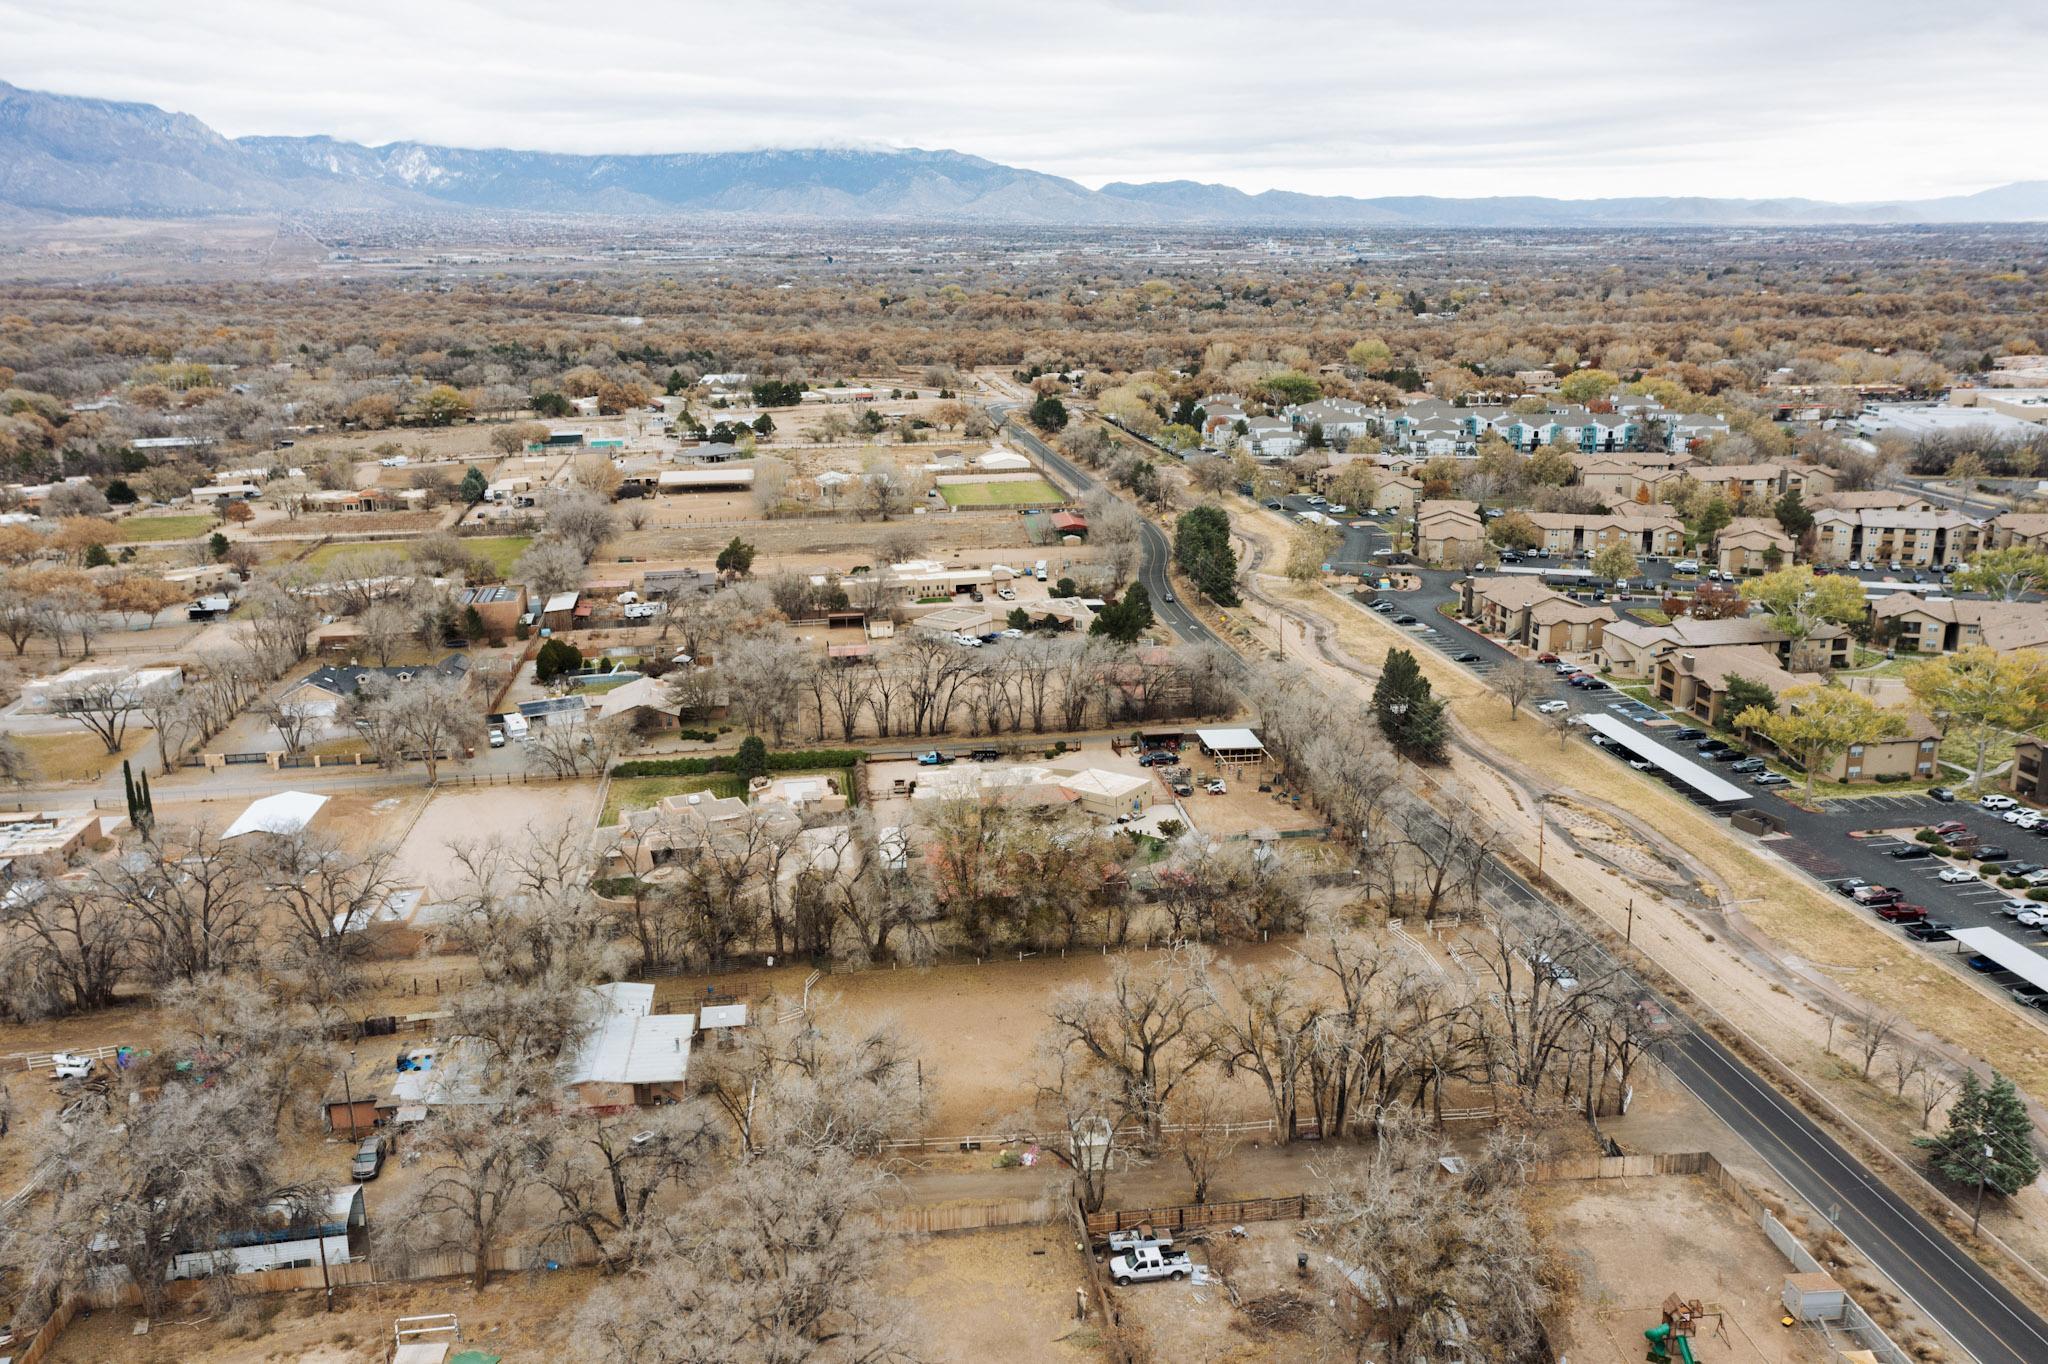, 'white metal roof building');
563,982,694,1101
222,791,329,839
1194,727,1266,764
